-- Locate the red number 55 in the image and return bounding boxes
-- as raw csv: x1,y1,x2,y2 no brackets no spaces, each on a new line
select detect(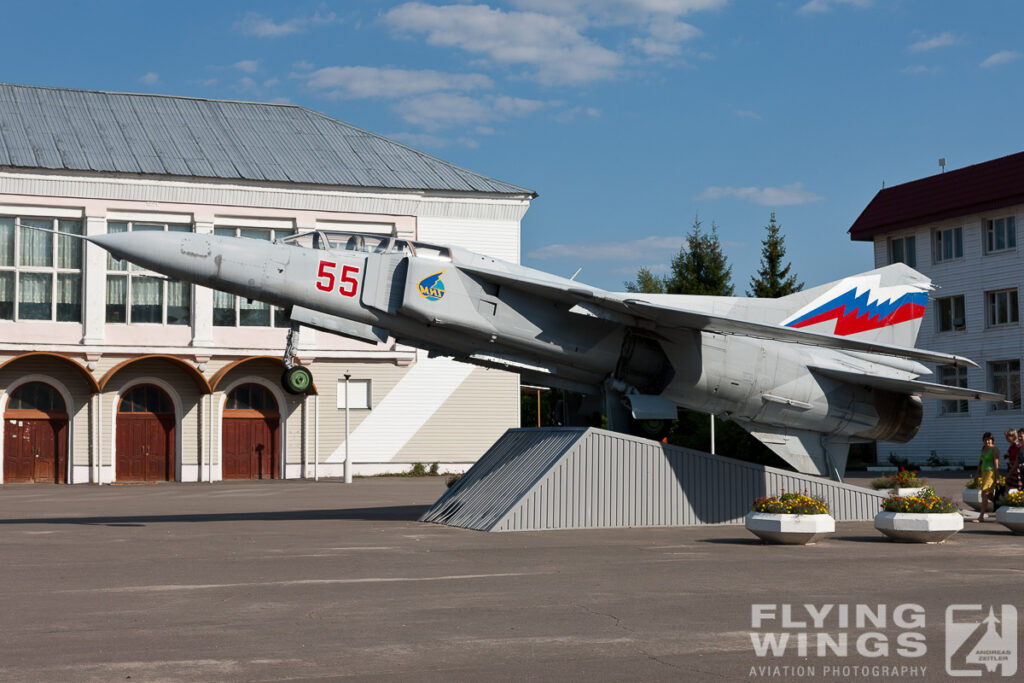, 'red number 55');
315,260,360,298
